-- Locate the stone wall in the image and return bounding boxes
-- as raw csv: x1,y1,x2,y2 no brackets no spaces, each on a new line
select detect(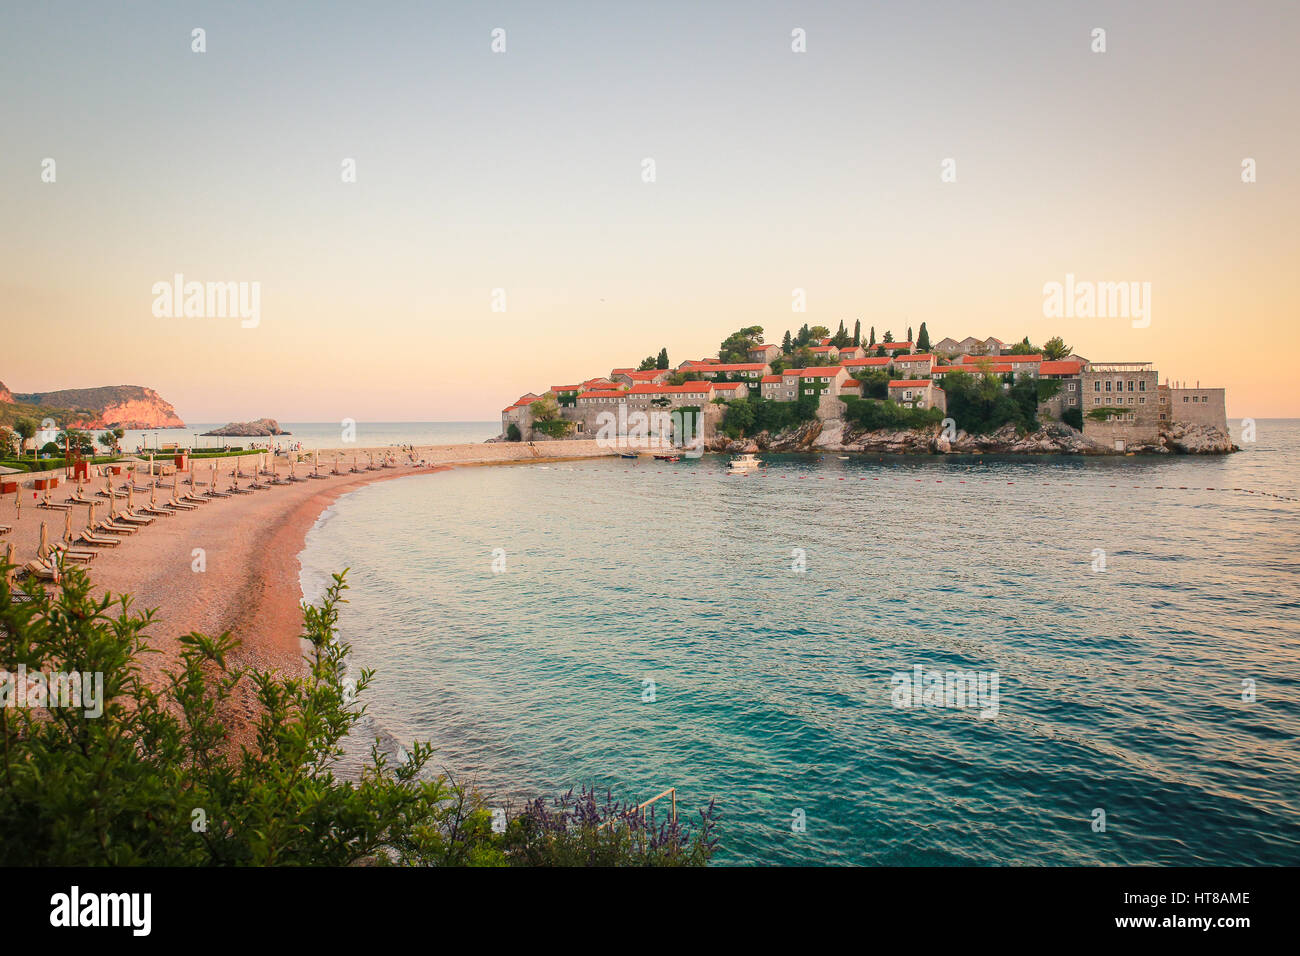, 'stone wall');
1165,388,1228,431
